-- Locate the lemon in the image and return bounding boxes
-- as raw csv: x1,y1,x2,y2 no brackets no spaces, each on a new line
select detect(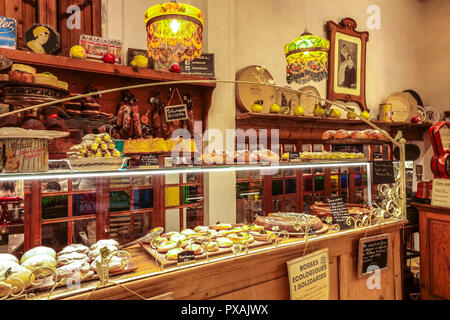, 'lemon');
69,45,86,59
